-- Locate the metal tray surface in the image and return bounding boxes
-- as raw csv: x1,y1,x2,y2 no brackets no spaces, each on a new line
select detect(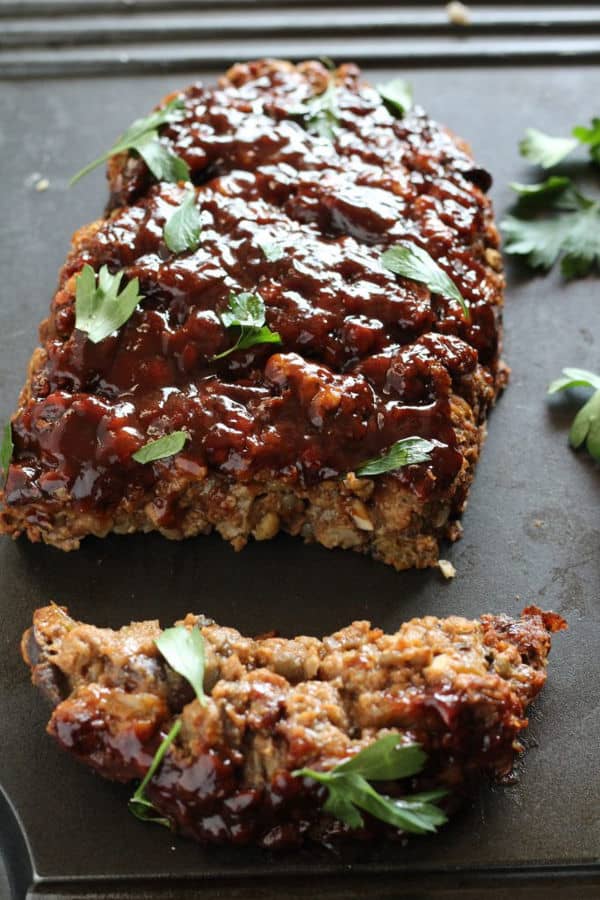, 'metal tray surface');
0,41,599,900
